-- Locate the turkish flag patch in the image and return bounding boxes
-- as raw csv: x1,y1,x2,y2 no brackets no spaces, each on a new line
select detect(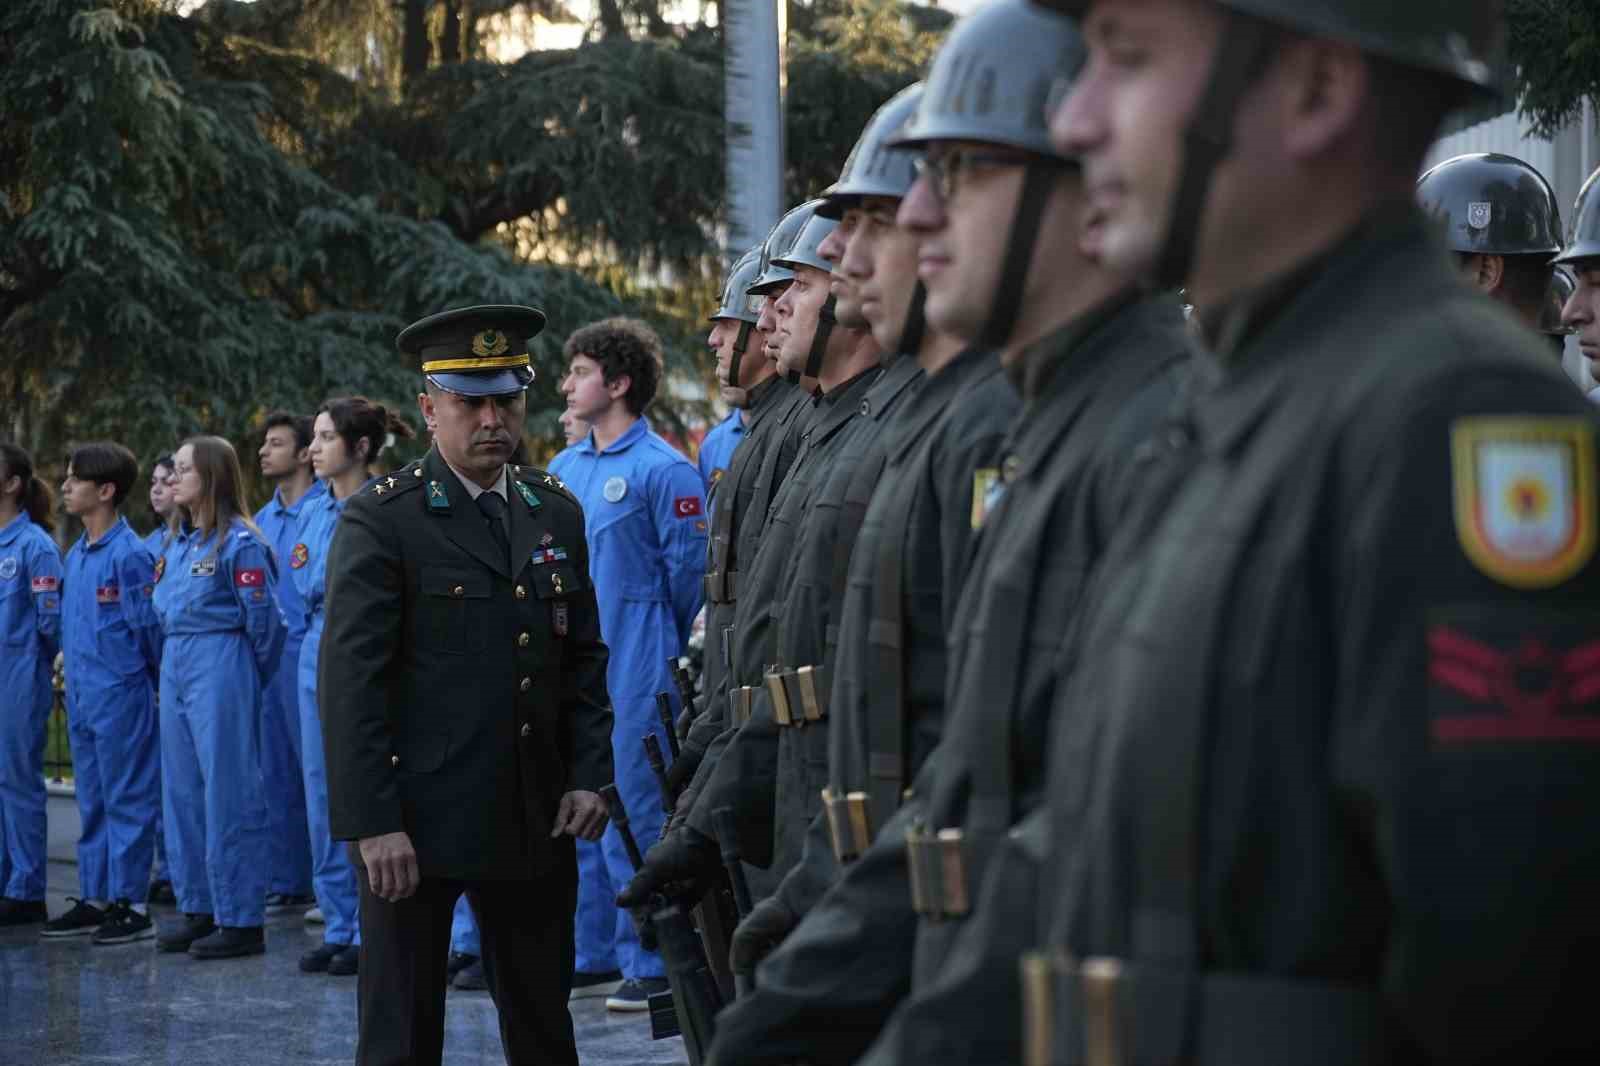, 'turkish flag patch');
96,585,120,604
32,575,59,594
1428,606,1600,744
235,567,266,589
673,496,703,518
